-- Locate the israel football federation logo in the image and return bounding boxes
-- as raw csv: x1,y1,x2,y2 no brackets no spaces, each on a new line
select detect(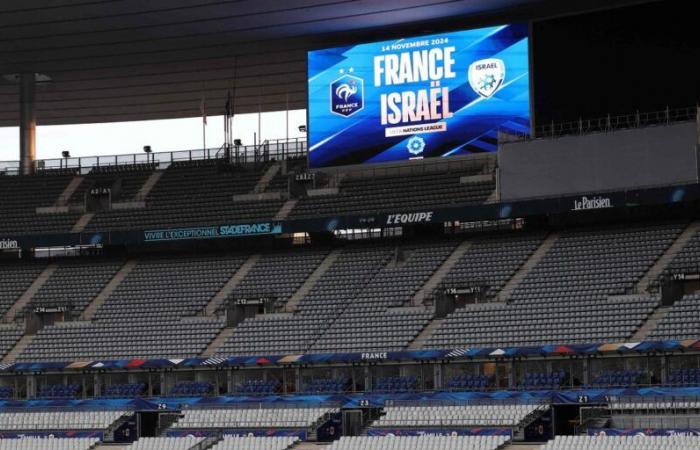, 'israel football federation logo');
468,58,506,98
330,74,364,117
407,136,425,156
